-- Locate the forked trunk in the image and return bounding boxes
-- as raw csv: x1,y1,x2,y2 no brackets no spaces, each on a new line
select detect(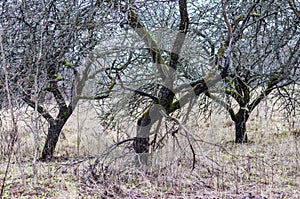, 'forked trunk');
41,107,72,160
